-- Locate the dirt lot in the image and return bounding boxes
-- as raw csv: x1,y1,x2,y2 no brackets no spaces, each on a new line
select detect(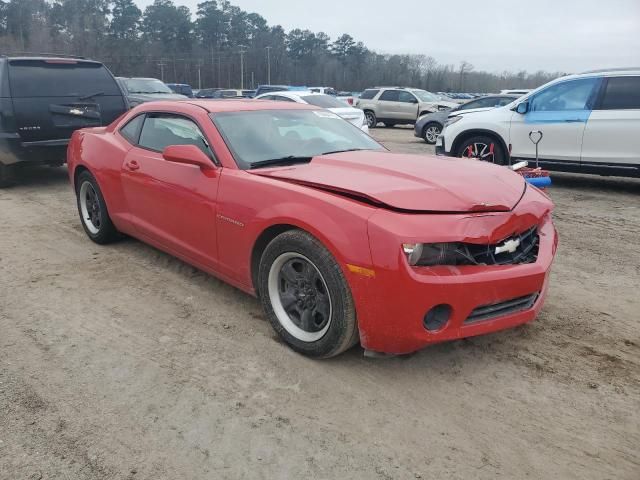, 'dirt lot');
1,127,639,480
